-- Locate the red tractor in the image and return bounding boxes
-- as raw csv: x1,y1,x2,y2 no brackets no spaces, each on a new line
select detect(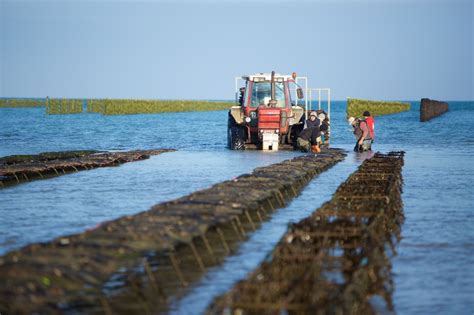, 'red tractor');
228,71,330,150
